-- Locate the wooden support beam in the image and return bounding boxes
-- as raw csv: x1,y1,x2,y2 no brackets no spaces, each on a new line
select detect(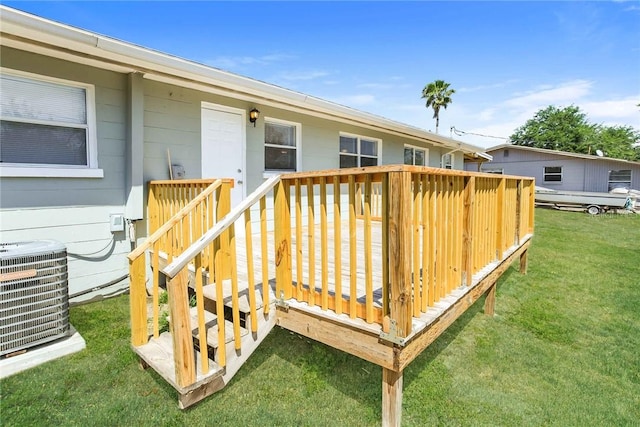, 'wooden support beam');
168,268,196,388
462,176,475,285
484,282,496,316
520,249,529,274
129,256,148,346
387,171,413,338
276,306,395,370
382,368,403,427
